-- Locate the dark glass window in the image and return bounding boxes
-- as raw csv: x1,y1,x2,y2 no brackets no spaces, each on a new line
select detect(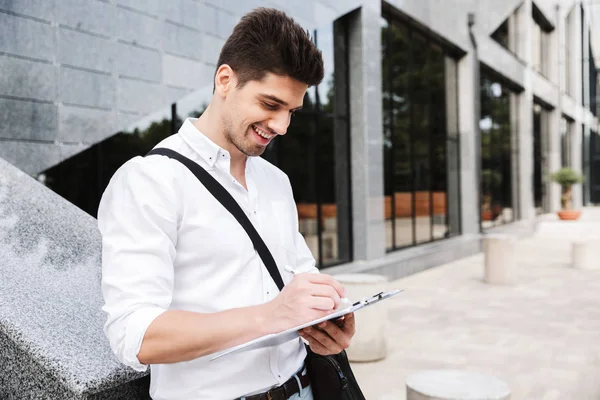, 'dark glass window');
262,21,352,268
38,112,182,218
560,116,572,168
533,103,550,215
589,31,598,117
480,72,514,228
589,131,600,204
381,14,461,251
491,20,509,50
533,105,542,214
